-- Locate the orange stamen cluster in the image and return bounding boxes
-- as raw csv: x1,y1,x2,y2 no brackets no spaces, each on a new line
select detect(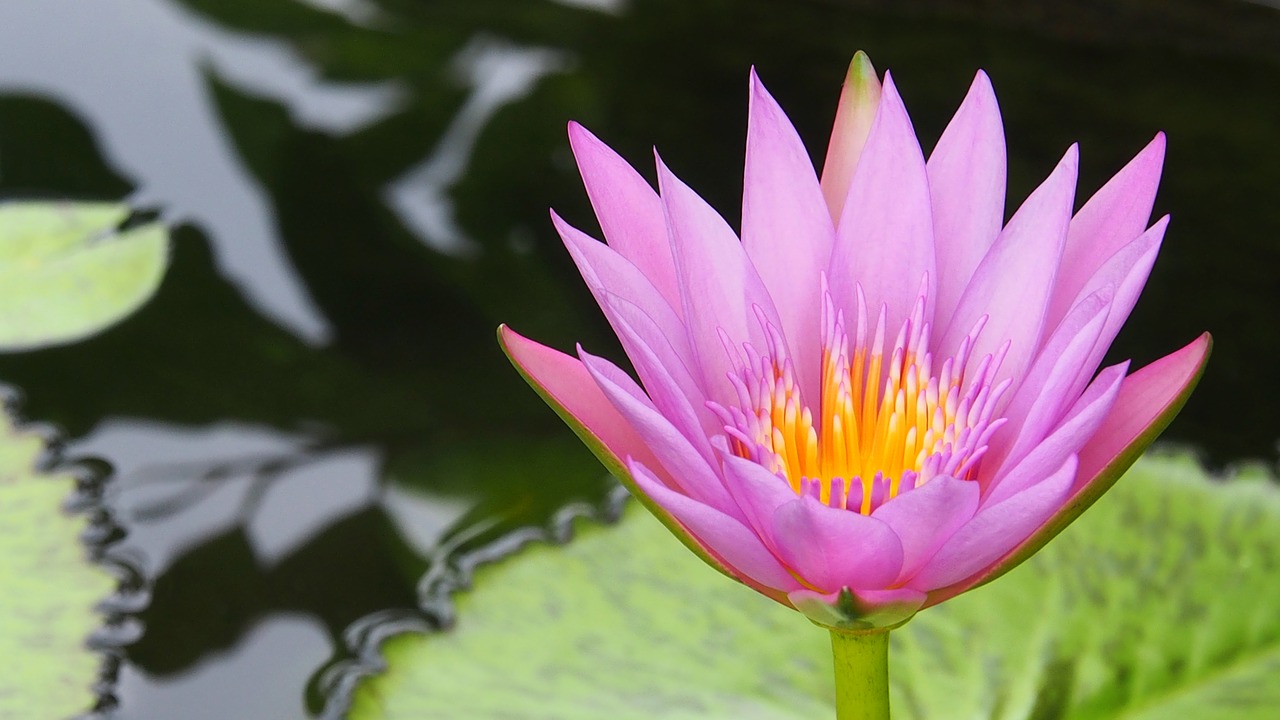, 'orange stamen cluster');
717,290,1007,515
